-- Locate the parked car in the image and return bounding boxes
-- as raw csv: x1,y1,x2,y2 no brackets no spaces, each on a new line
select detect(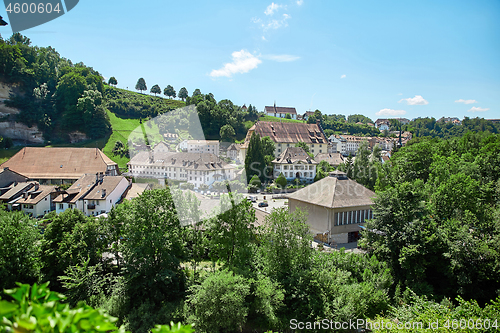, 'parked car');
258,201,268,207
